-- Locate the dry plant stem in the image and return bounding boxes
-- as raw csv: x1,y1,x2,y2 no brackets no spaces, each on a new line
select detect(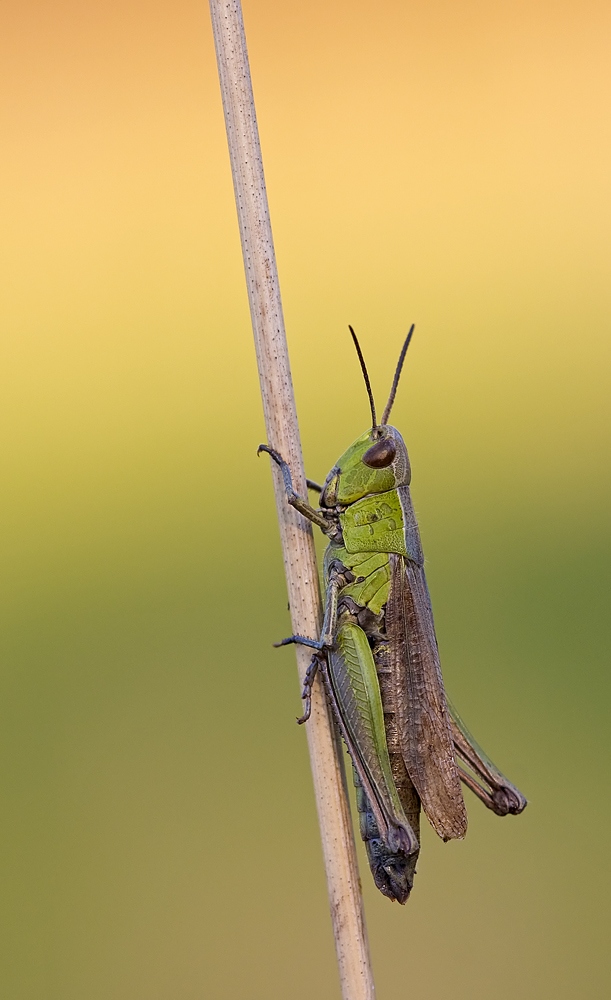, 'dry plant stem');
208,2,374,997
